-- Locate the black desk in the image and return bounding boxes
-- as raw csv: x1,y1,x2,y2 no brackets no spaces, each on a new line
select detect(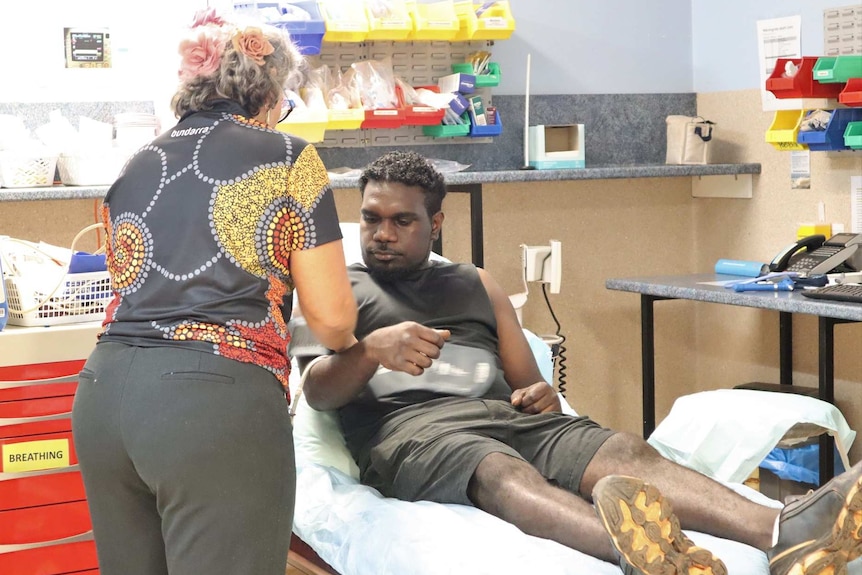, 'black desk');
606,273,862,484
